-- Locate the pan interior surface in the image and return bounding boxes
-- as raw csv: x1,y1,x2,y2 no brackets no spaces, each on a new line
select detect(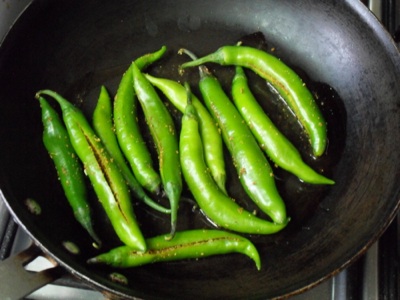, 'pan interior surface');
0,0,399,299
